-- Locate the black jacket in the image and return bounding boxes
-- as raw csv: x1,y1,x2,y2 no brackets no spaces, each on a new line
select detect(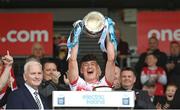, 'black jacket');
114,87,155,109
